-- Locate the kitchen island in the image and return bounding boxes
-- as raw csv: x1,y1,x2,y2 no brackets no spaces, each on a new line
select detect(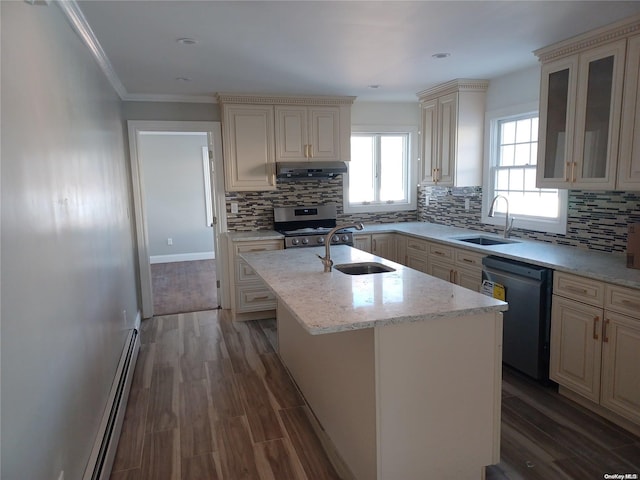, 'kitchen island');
241,245,508,480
